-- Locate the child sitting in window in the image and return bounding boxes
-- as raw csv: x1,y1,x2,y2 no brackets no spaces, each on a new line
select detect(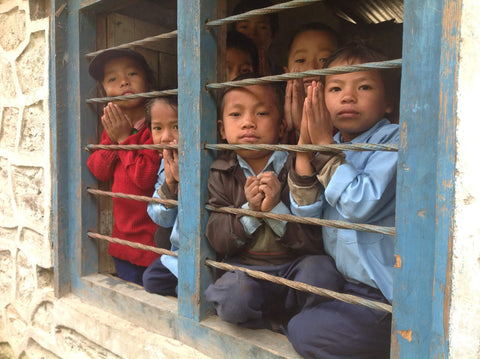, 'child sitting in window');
283,23,340,143
142,96,179,297
287,42,400,358
204,73,344,330
226,30,259,81
87,49,160,285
